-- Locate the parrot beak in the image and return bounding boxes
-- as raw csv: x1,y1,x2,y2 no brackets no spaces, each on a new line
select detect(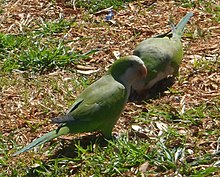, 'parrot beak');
140,65,147,78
